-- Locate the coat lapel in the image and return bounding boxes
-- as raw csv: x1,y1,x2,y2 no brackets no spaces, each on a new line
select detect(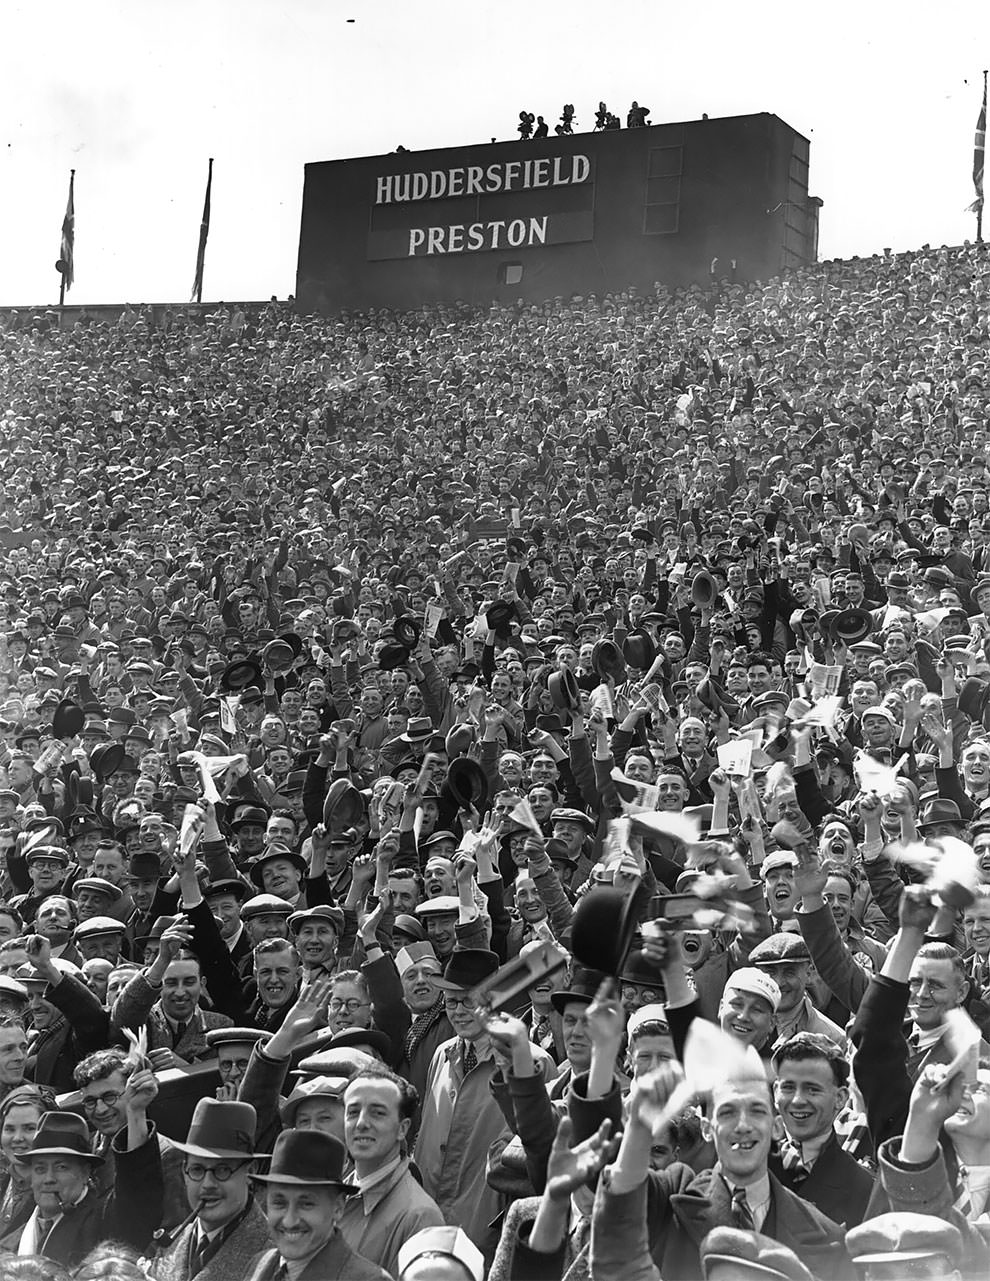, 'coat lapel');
669,1168,732,1246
